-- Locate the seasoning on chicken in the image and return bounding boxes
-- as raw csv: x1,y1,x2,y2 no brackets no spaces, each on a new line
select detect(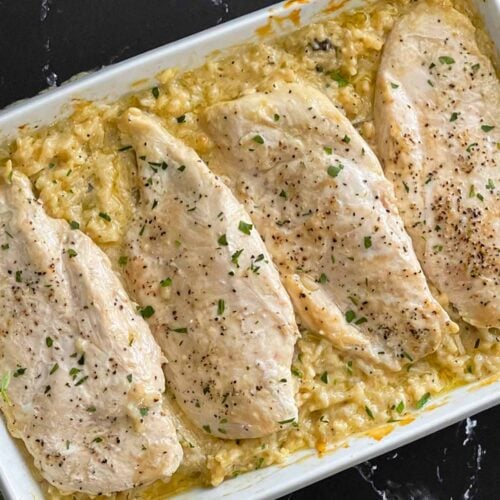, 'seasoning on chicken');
374,1,500,329
0,171,182,495
202,84,457,370
118,108,299,439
